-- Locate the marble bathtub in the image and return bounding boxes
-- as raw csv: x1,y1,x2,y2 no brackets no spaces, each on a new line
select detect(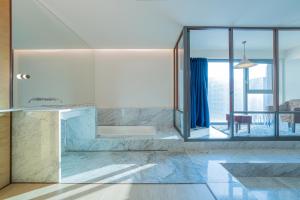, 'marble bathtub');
64,107,178,151
97,126,156,137
97,108,173,128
